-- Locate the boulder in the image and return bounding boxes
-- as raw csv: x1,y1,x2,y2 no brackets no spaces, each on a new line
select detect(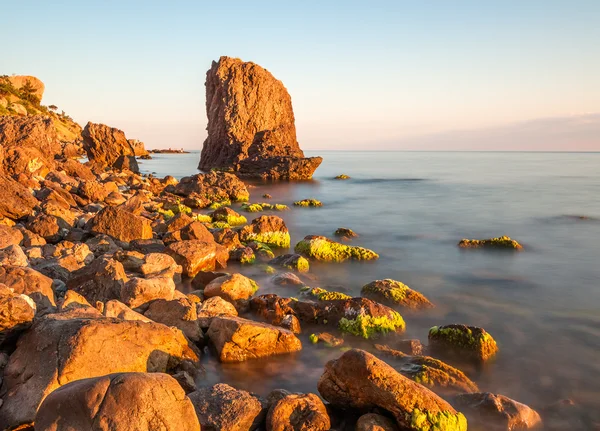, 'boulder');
267,393,330,431
173,171,249,203
82,122,139,172
210,206,247,226
295,235,379,262
458,236,523,250
198,56,321,180
269,253,310,272
239,215,290,248
451,392,542,430
0,174,38,220
207,316,302,362
203,273,259,309
317,349,467,431
188,383,263,431
88,206,153,242
0,285,36,346
66,256,128,304
139,252,182,279
361,279,434,309
35,372,200,431
0,266,56,314
356,413,399,431
6,75,45,100
0,311,199,429
144,298,202,342
166,240,228,277
428,324,499,363
212,227,243,250
197,296,238,328
103,299,151,322
26,213,69,243
121,276,176,309
3,145,54,178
